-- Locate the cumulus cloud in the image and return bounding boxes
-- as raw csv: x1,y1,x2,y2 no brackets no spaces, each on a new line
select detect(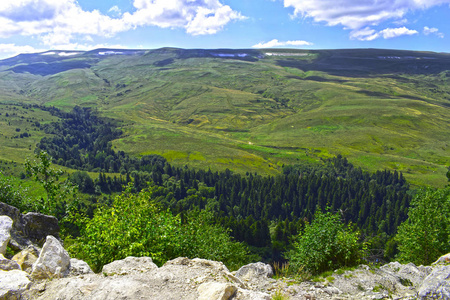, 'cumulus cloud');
252,39,313,48
284,0,450,29
424,26,444,38
351,26,418,41
0,0,245,49
0,43,44,58
123,0,246,35
284,0,449,40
